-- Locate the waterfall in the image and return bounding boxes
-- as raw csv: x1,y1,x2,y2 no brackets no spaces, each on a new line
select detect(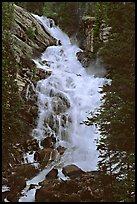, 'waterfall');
18,15,110,202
